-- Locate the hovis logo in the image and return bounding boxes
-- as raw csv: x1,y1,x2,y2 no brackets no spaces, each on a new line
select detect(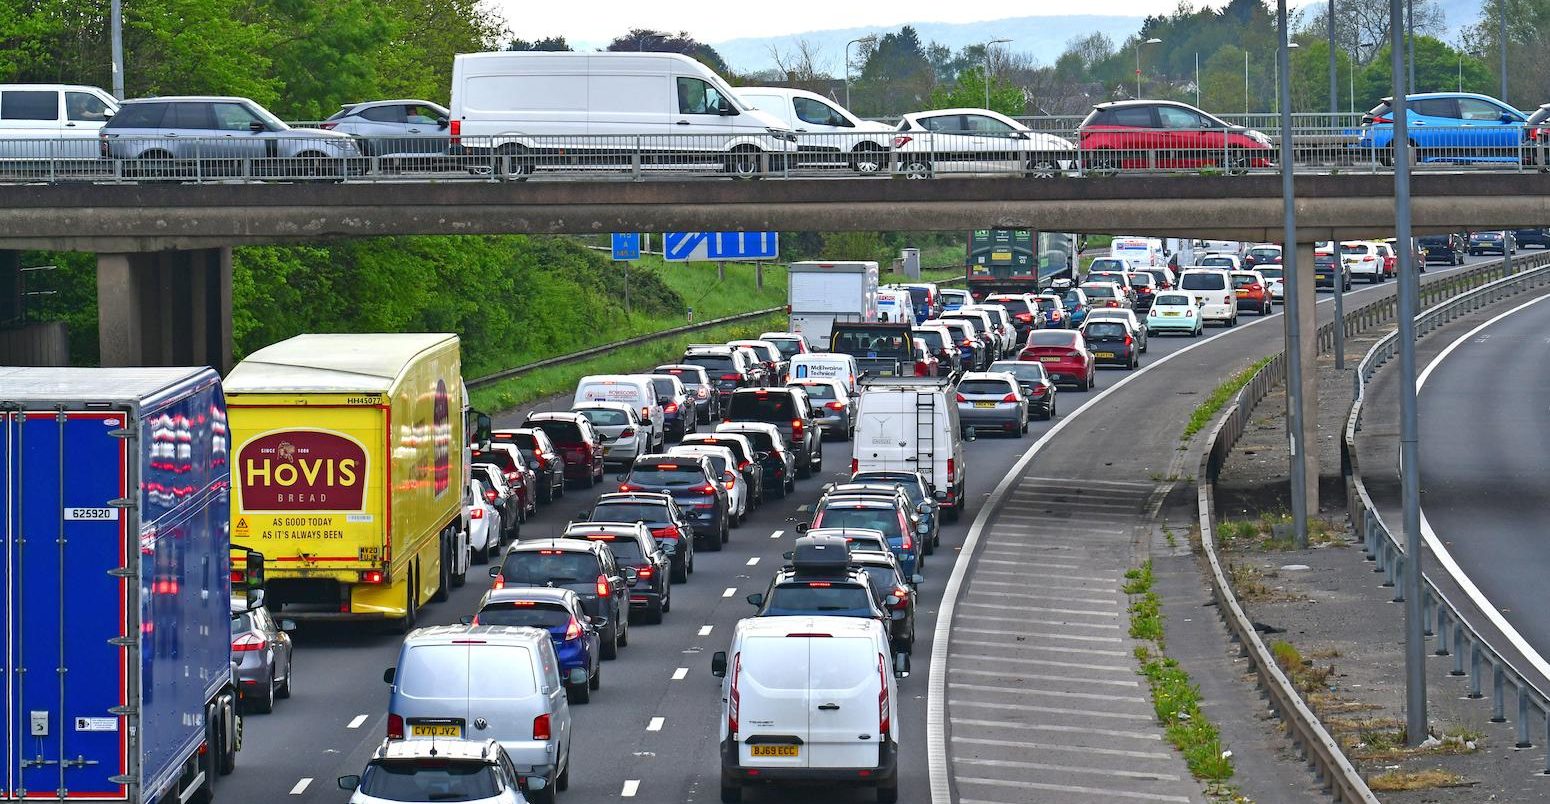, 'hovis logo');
238,430,367,511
